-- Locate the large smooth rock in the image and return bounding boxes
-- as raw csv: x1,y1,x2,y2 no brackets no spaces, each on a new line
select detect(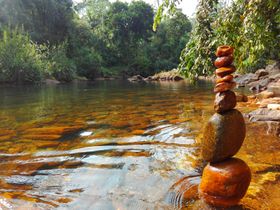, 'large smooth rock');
248,77,273,92
201,109,246,162
199,158,251,207
235,73,258,87
214,91,236,113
